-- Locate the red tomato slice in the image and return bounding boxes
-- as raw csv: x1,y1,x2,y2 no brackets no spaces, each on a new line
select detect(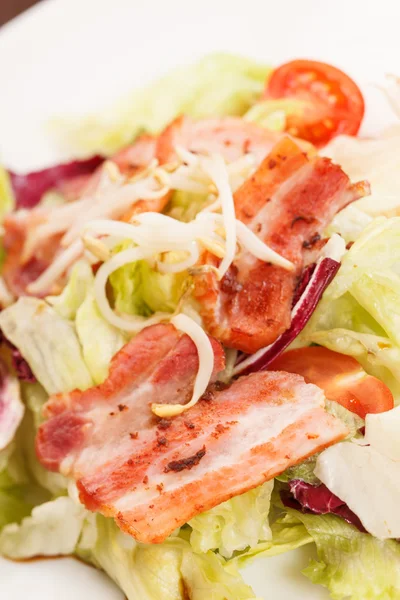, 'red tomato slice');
268,347,393,418
264,60,365,147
